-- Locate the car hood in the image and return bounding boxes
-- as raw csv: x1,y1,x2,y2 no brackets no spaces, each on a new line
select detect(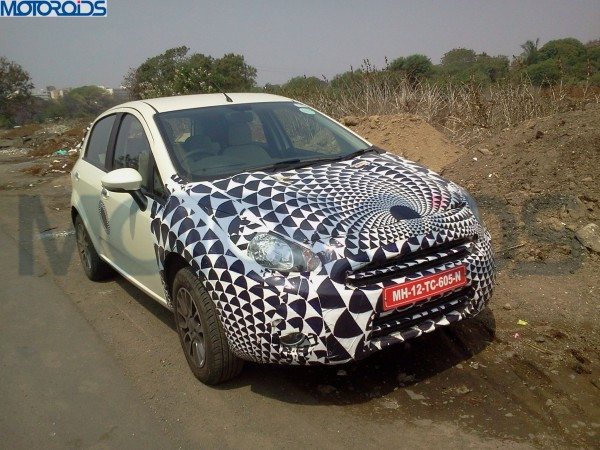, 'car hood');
177,151,470,256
